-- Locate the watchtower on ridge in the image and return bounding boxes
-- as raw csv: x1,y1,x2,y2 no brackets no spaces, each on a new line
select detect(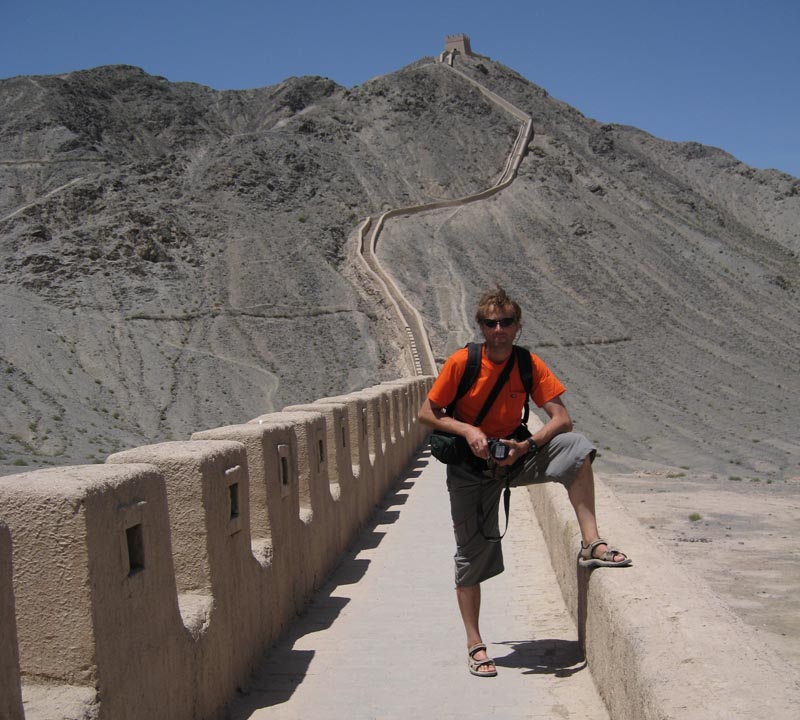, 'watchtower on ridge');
444,34,473,56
